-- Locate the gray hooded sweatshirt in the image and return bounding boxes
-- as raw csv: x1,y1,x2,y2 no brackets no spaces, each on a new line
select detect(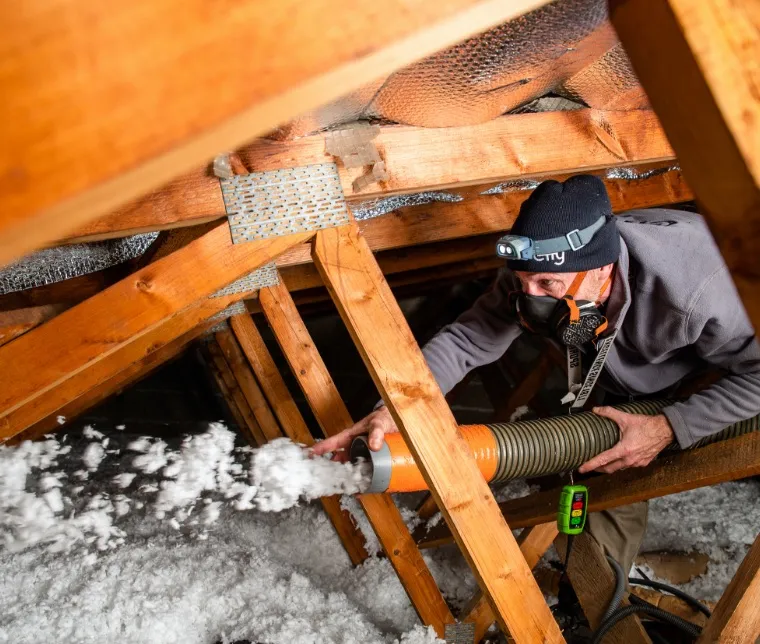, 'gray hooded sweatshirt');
414,208,760,448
